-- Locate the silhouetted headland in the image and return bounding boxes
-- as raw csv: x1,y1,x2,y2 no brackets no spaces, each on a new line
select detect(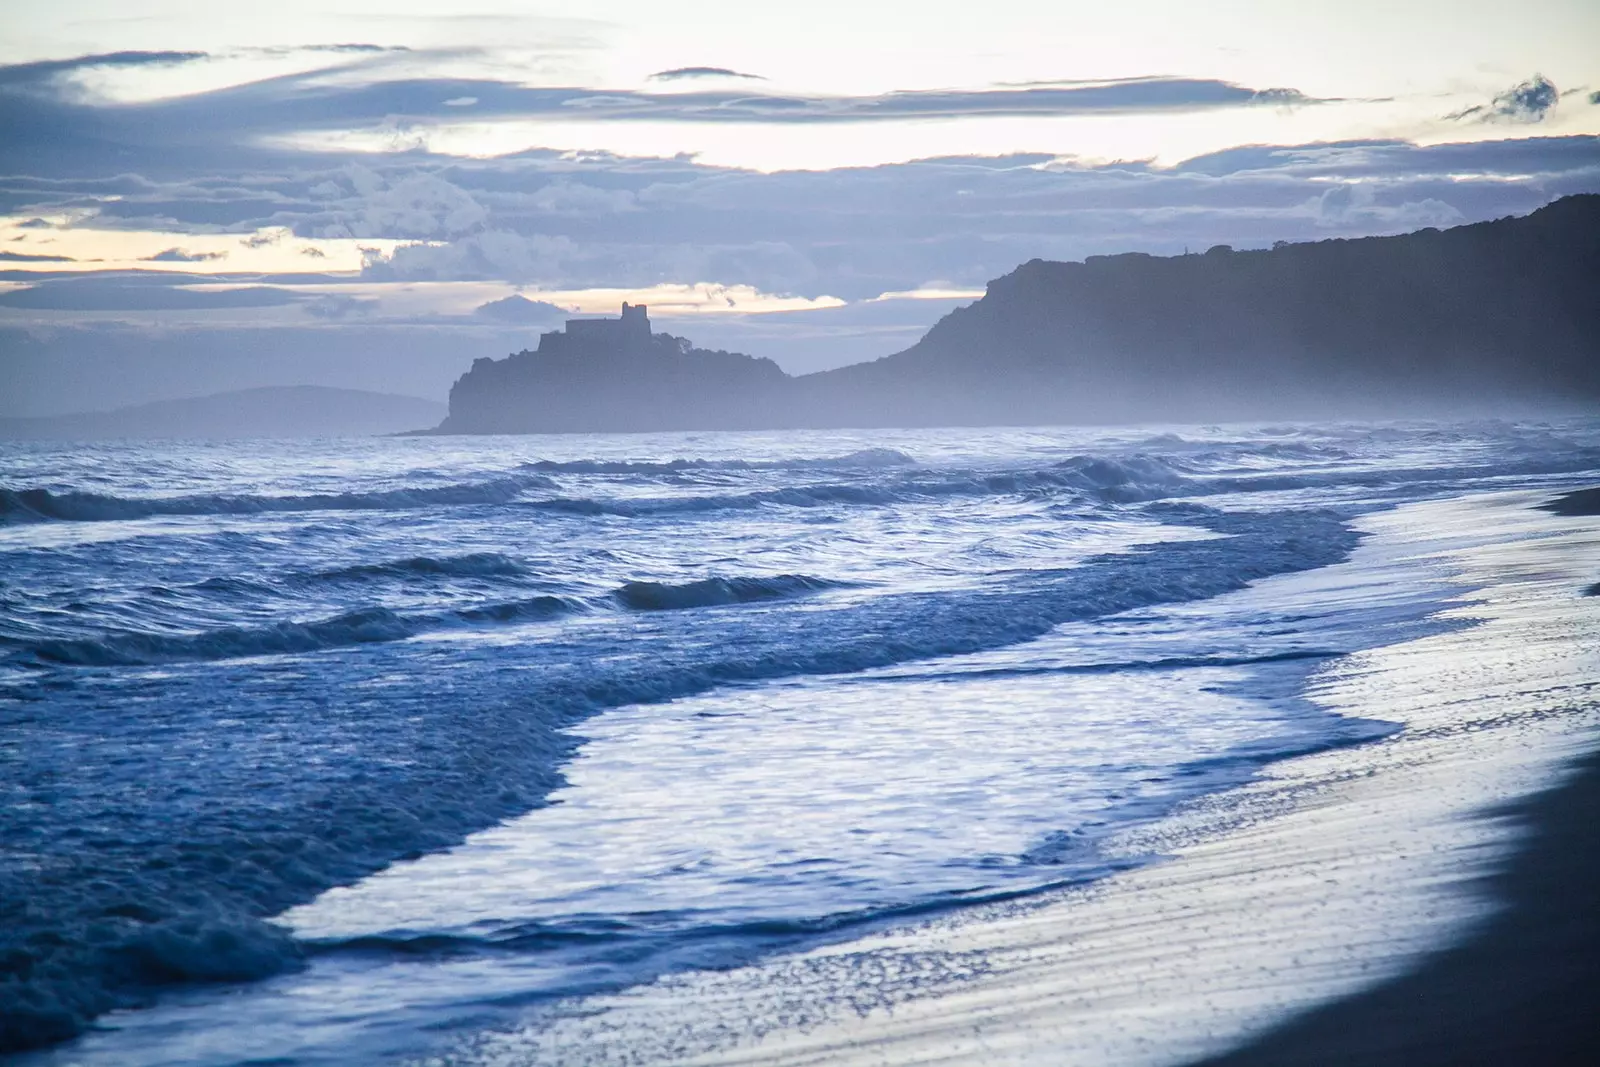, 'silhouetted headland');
436,303,788,433
438,195,1600,434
